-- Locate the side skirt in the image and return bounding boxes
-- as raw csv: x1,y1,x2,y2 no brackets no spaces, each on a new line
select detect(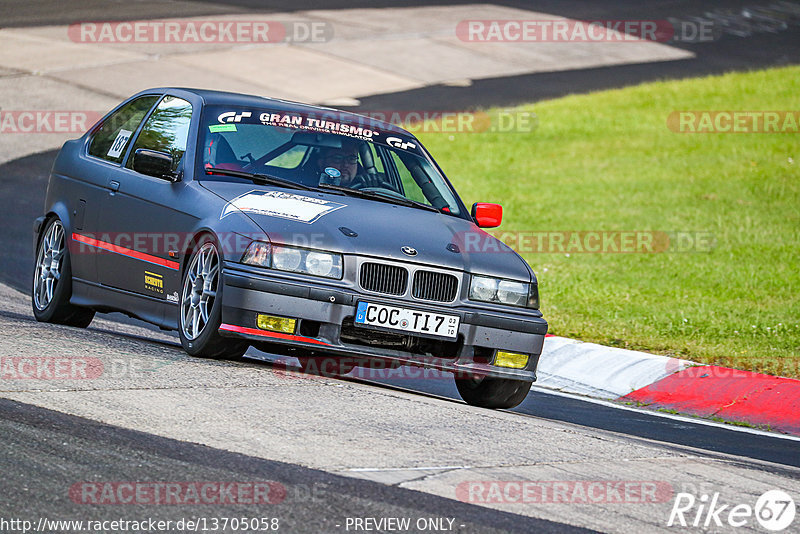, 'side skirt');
71,278,177,331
